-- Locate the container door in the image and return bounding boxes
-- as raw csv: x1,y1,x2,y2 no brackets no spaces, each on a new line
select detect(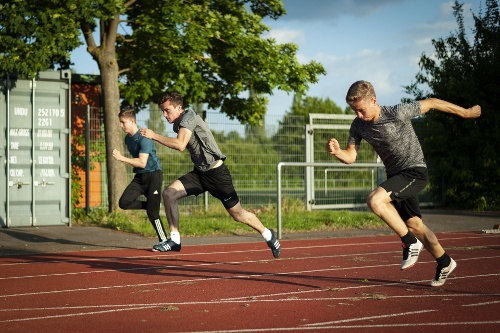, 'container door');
1,71,71,227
